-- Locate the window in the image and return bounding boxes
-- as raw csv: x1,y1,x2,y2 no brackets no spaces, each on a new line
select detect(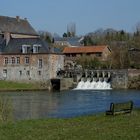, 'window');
66,54,70,57
4,57,8,65
22,45,31,53
96,53,102,57
38,59,43,68
72,54,76,57
3,69,7,78
25,57,29,64
26,70,30,76
86,53,91,56
33,44,41,53
38,71,41,76
16,57,20,64
11,57,15,64
19,70,22,76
